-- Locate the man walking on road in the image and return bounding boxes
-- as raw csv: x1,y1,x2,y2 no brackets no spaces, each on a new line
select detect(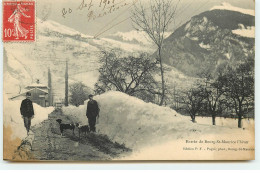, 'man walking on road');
86,94,100,132
20,92,34,135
